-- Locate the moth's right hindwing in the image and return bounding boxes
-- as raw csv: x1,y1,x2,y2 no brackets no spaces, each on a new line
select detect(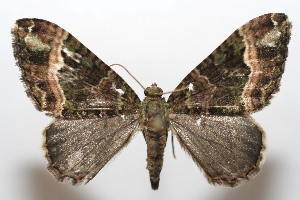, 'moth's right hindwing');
43,114,139,184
